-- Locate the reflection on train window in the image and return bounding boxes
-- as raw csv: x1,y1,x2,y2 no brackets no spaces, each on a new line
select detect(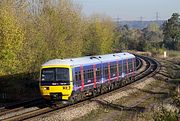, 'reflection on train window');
103,66,108,78
96,68,101,78
56,68,69,81
41,68,55,81
110,64,116,77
